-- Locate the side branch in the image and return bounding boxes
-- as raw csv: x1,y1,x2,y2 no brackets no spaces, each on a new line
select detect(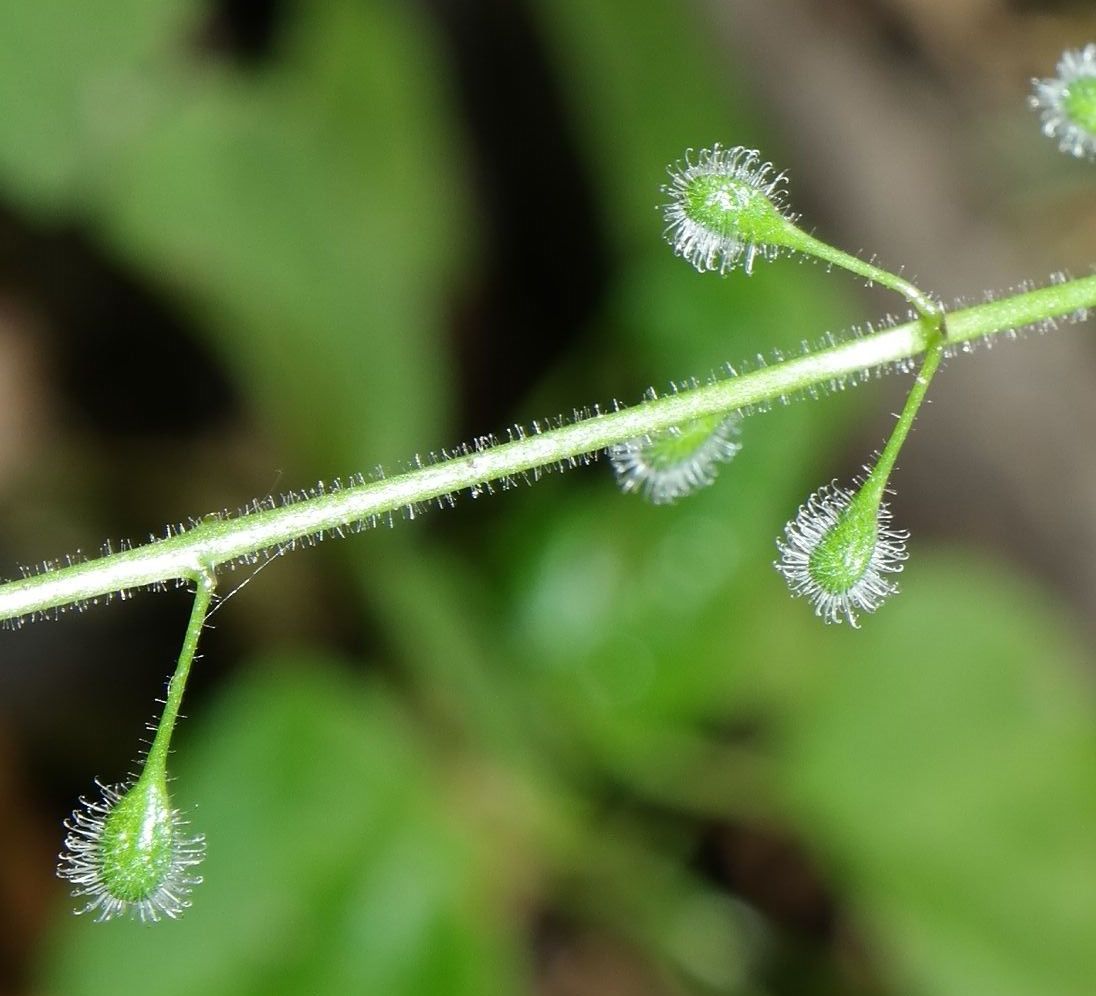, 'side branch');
2,275,1093,623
